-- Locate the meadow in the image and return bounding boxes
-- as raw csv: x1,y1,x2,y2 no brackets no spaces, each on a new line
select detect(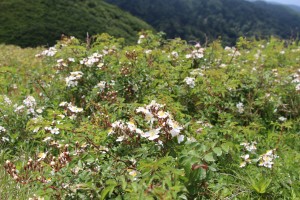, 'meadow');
0,32,299,199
